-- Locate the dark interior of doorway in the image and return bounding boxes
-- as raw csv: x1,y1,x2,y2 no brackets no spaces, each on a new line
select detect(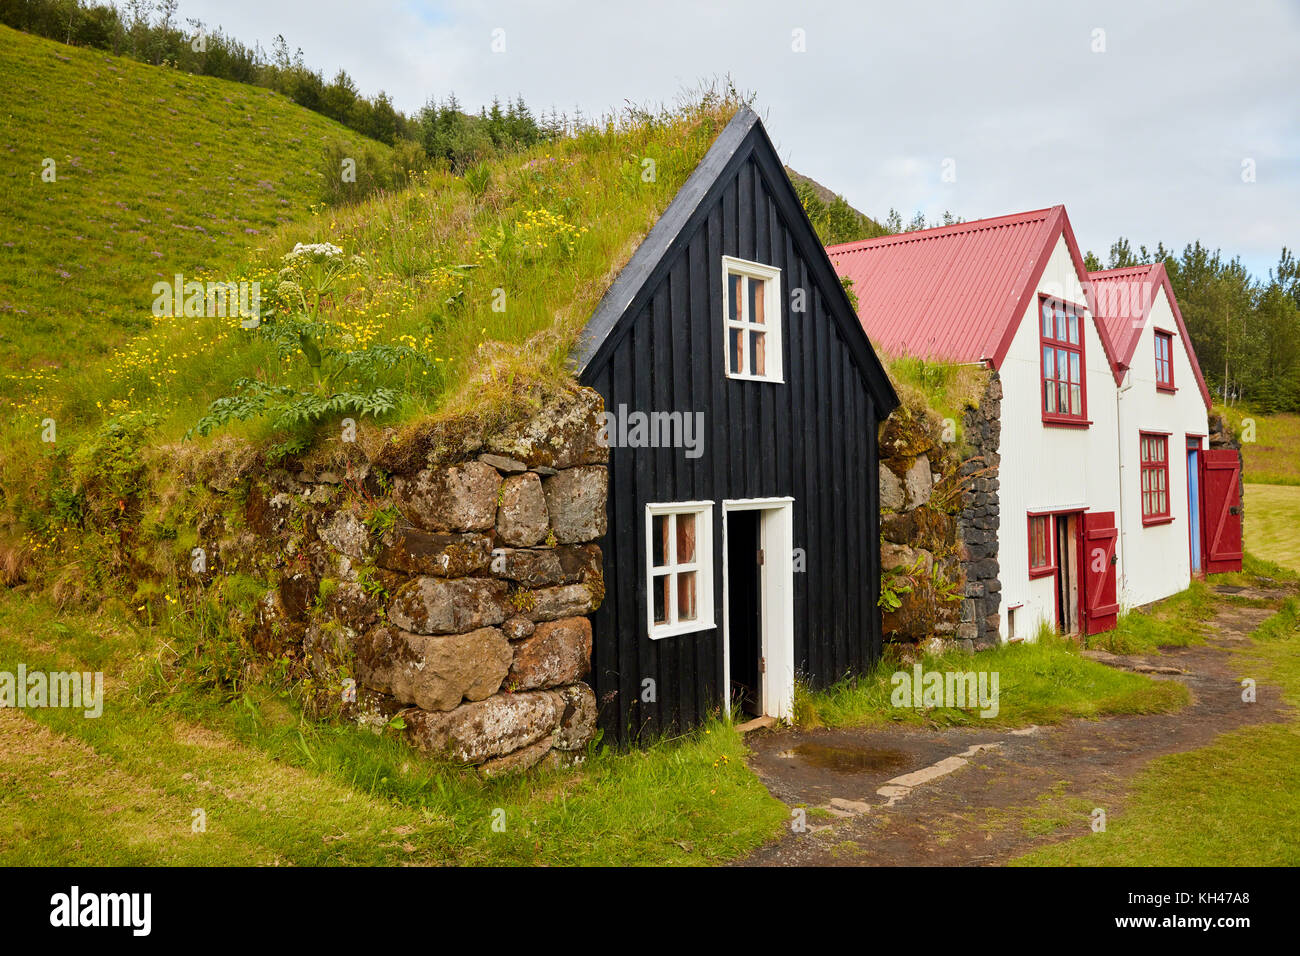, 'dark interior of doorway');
727,510,762,718
1056,514,1077,634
